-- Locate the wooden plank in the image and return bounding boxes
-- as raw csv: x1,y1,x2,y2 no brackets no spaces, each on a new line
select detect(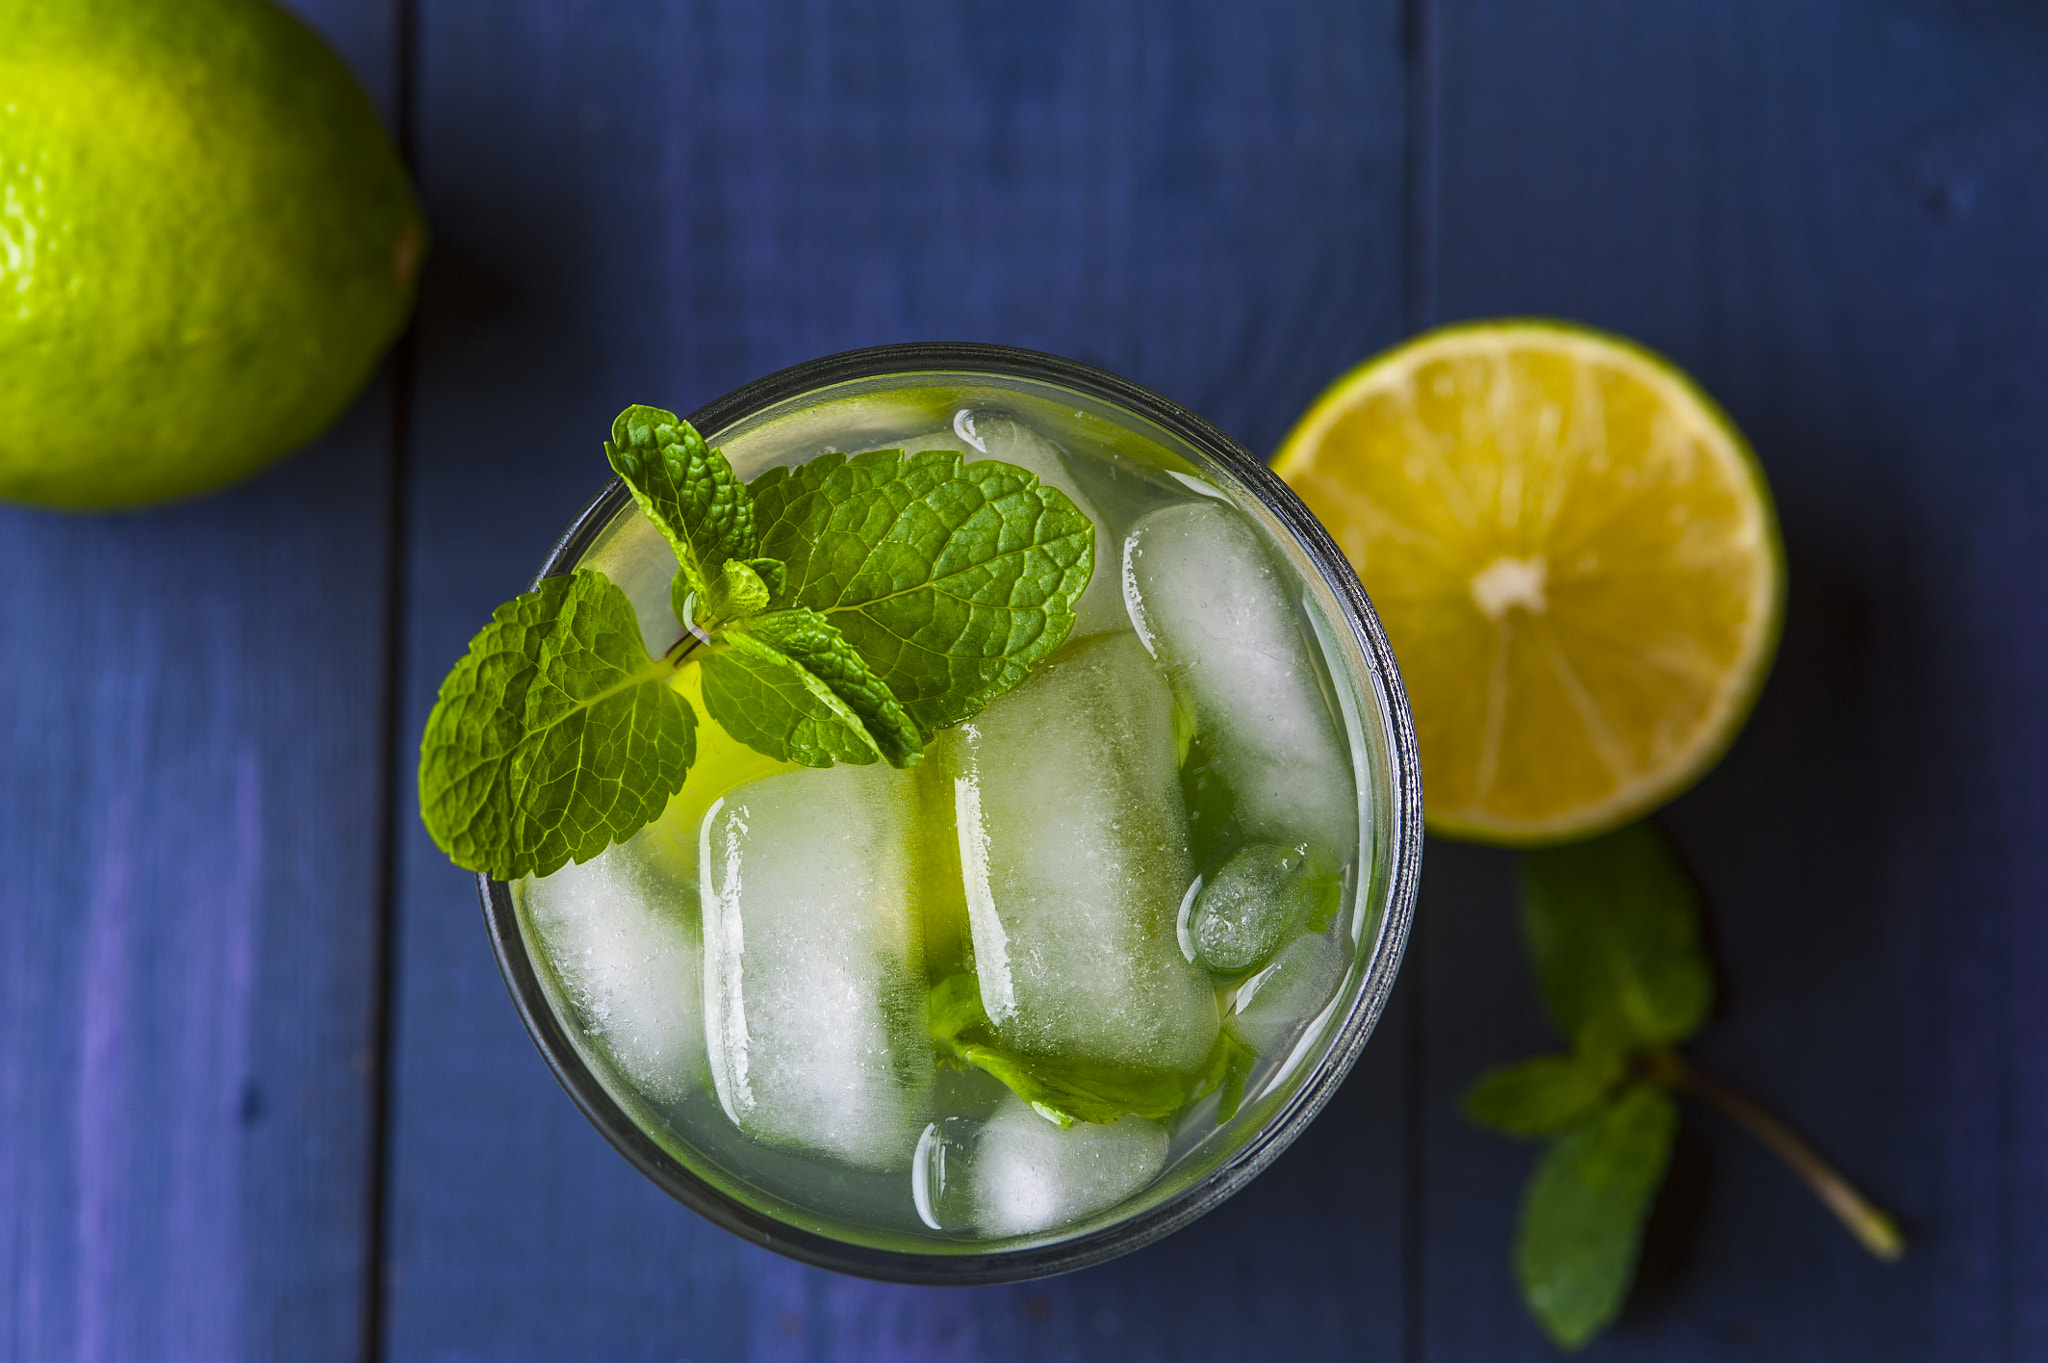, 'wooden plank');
0,5,401,1357
1422,2,2048,1356
382,0,1410,1357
